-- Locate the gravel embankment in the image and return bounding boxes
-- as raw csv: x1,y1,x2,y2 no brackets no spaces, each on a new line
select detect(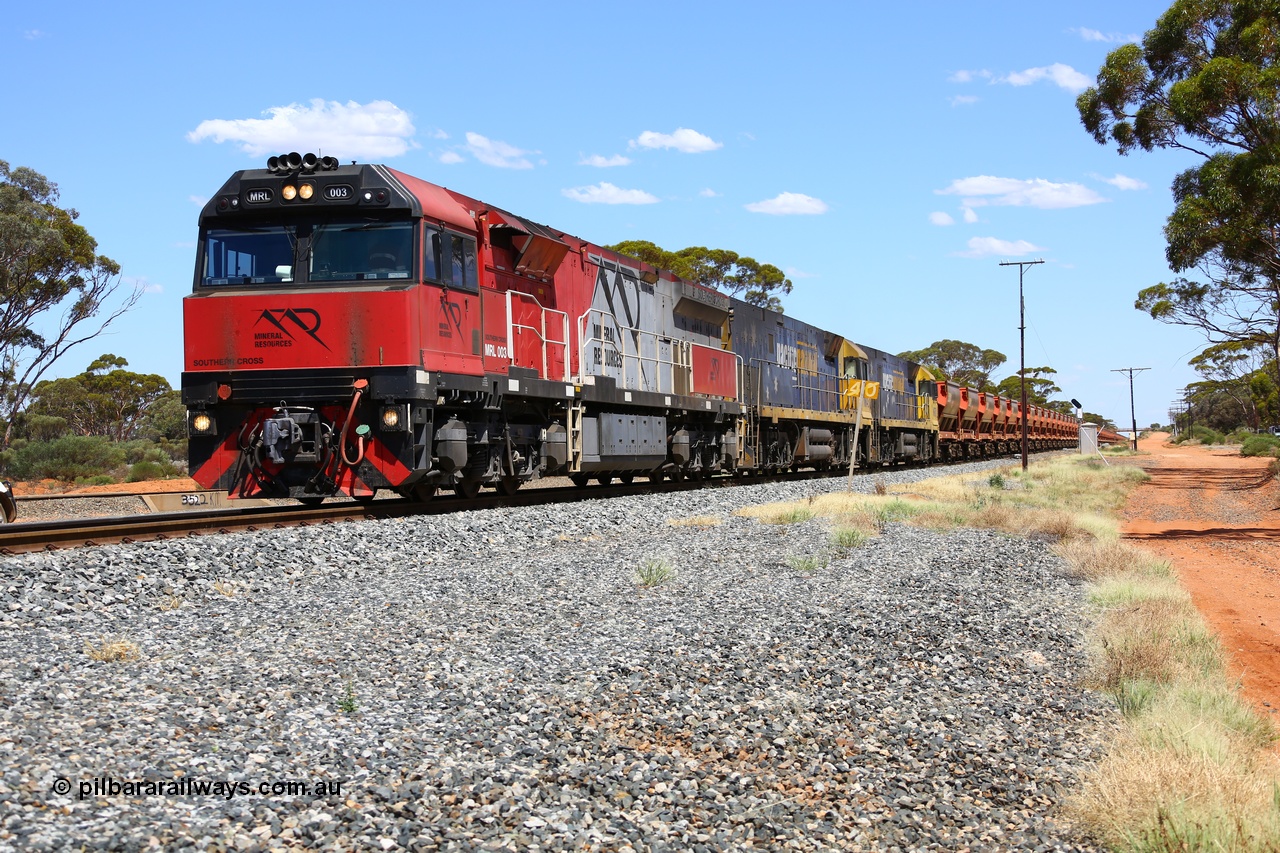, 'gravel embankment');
0,460,1112,851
